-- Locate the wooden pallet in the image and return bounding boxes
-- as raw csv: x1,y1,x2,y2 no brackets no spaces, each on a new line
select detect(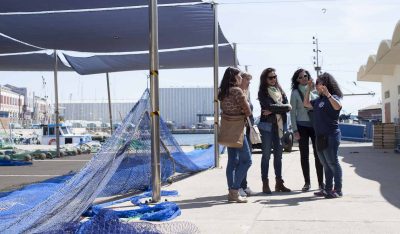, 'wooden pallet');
373,123,397,149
